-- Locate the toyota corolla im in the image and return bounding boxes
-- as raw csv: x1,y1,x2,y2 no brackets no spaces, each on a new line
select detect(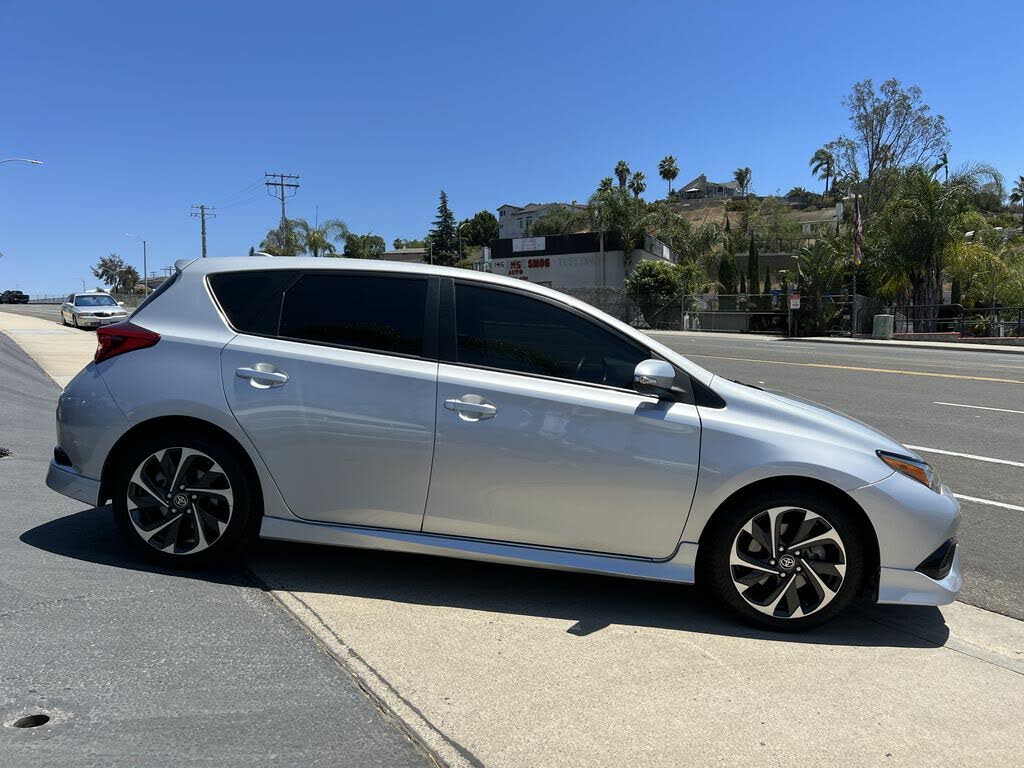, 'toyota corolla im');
45,257,961,630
